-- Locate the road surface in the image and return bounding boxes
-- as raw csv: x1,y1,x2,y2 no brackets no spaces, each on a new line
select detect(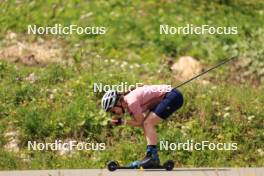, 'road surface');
0,168,263,176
